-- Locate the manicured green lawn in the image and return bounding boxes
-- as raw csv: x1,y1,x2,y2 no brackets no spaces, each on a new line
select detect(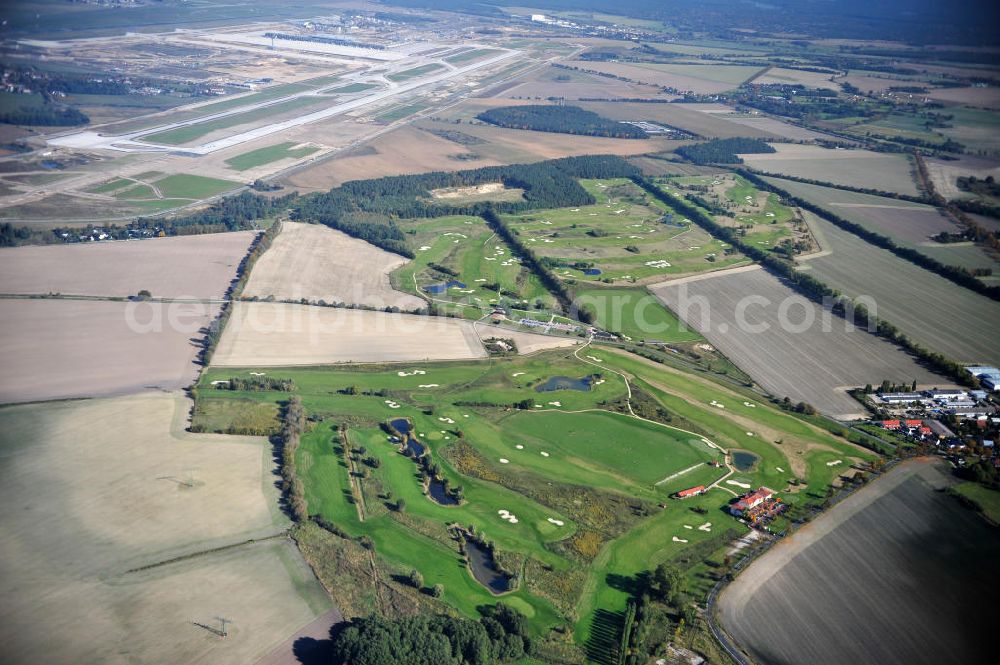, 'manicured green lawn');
152,173,240,199
141,96,323,145
387,63,445,82
574,287,703,342
196,347,877,643
224,141,319,171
